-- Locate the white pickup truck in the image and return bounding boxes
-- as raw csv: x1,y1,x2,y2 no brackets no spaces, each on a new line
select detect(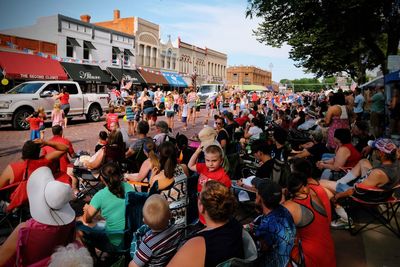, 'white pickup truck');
0,81,109,130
